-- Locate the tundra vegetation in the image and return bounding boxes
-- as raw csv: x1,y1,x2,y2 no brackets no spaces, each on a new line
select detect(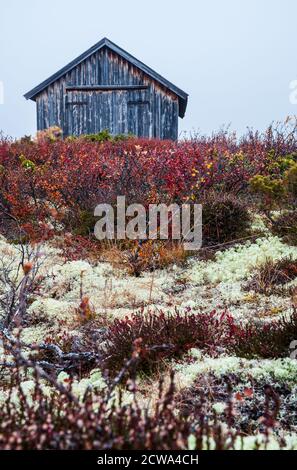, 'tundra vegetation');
0,119,297,450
